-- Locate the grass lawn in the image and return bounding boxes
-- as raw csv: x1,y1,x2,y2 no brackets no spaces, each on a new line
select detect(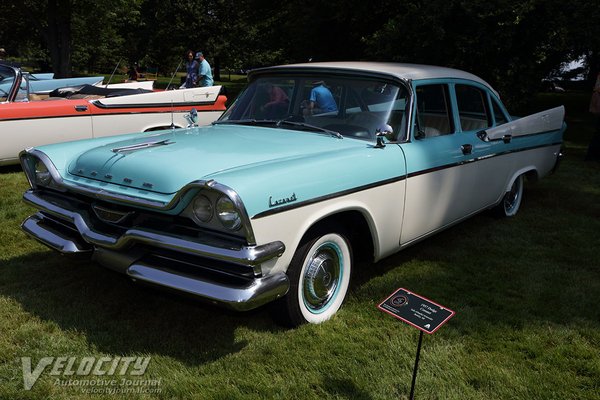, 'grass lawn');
0,91,599,399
